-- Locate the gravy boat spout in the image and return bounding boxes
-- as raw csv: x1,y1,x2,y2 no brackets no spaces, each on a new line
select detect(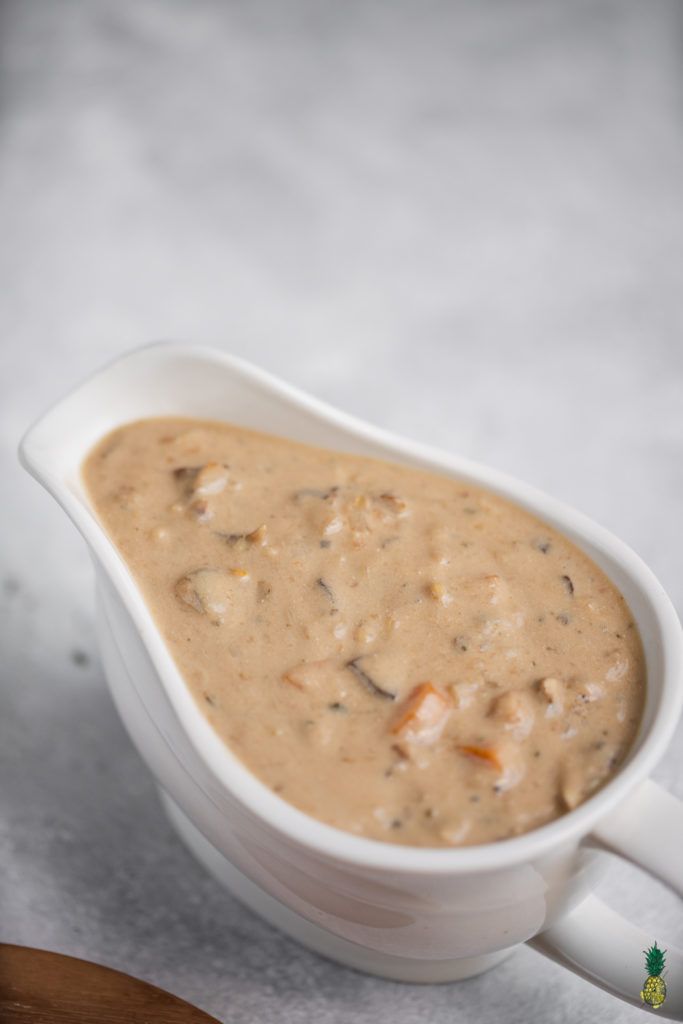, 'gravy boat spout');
19,343,683,1011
